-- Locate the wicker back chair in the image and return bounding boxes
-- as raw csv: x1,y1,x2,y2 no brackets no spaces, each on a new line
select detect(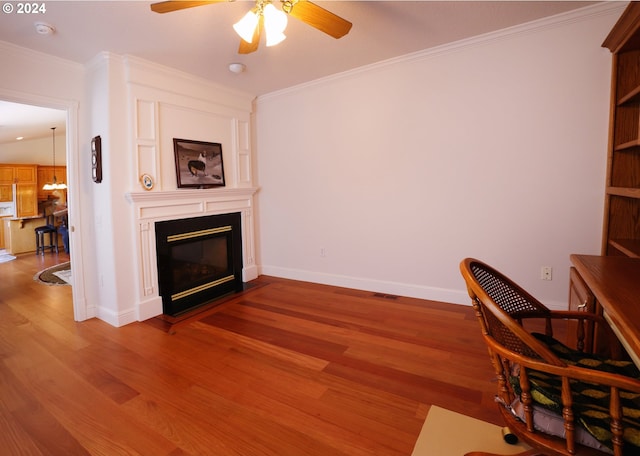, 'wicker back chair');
460,258,640,456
